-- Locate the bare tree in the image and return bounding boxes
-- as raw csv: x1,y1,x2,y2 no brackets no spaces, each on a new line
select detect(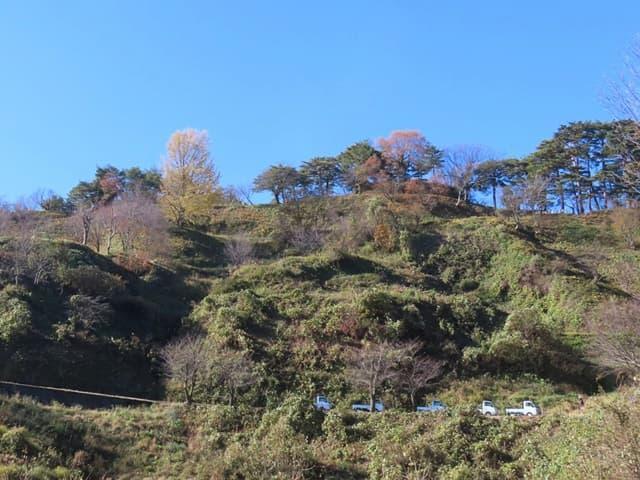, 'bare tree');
161,333,215,404
605,37,640,198
224,233,255,268
328,209,372,254
84,192,168,262
501,185,524,228
232,184,255,206
521,175,549,213
345,341,405,413
588,299,640,383
114,192,168,260
607,36,640,123
67,203,97,247
216,349,256,404
290,225,325,253
398,340,445,407
0,202,12,236
445,146,493,206
1,206,55,285
93,204,119,255
501,175,550,228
